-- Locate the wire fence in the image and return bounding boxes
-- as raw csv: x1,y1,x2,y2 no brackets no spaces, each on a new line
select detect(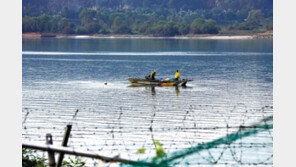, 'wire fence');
22,104,273,166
